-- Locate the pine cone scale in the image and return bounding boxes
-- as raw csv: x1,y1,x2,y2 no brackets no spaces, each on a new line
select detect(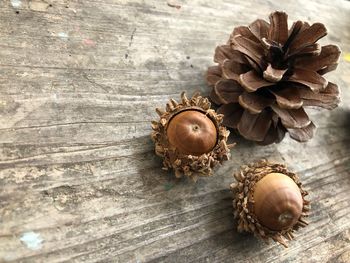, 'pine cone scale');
295,45,341,71
287,43,321,59
286,20,304,45
268,11,289,45
214,79,242,104
299,82,340,109
263,64,287,82
232,26,260,43
271,106,310,129
260,122,285,145
288,68,328,92
237,110,272,141
249,19,269,40
217,103,243,129
222,59,250,80
214,45,235,64
288,122,316,142
238,92,274,114
239,70,275,92
318,63,339,75
288,23,327,52
270,87,303,109
206,66,222,85
231,36,266,69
